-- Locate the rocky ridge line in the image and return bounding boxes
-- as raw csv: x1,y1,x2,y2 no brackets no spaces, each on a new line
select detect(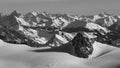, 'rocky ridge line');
0,11,120,58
